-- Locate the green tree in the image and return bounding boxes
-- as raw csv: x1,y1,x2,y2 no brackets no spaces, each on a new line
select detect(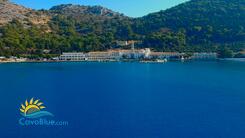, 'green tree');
218,47,233,58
